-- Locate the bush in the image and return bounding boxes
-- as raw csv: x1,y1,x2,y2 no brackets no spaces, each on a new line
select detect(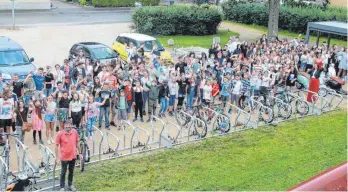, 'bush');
222,2,348,34
92,0,160,7
79,0,86,6
132,5,223,36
